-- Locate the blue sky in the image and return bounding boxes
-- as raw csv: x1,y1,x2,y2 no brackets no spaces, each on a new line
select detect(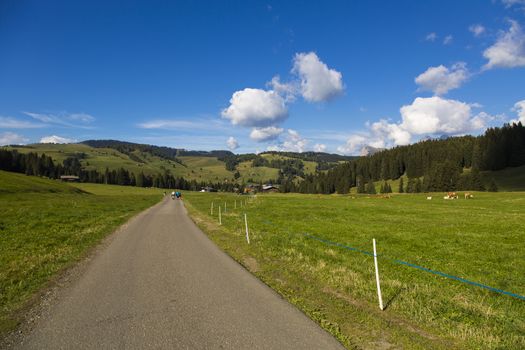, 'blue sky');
1,0,525,154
